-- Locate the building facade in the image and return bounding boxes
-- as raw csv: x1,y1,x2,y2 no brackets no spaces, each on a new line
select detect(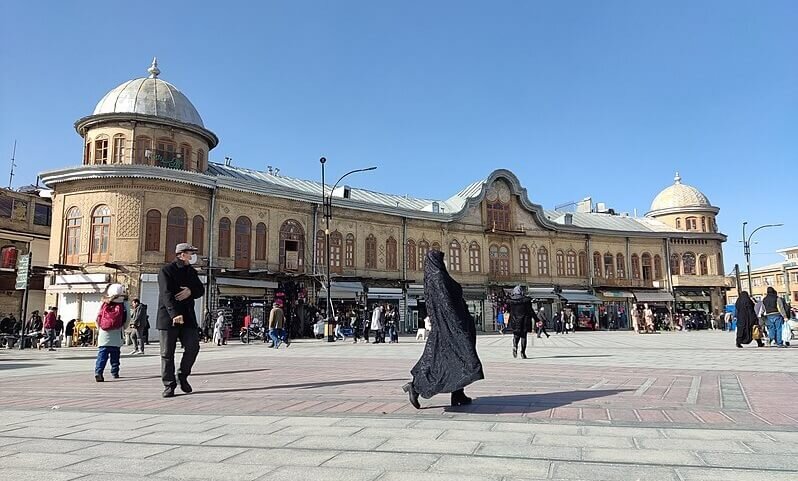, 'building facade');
726,246,798,305
40,61,728,337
